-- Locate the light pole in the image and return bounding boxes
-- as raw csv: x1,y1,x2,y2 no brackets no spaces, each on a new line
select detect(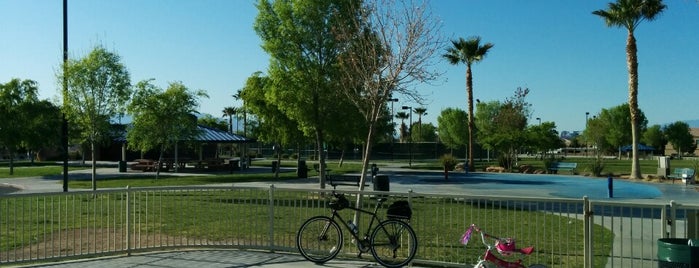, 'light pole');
389,98,398,160
585,112,589,157
536,117,541,125
402,106,413,167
